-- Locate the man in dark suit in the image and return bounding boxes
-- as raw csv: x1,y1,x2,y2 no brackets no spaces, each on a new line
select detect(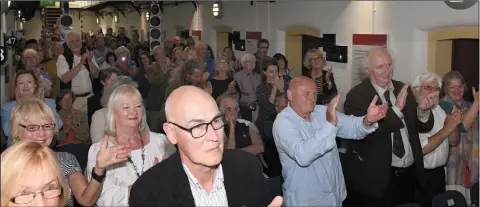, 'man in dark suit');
341,47,439,207
129,86,283,207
